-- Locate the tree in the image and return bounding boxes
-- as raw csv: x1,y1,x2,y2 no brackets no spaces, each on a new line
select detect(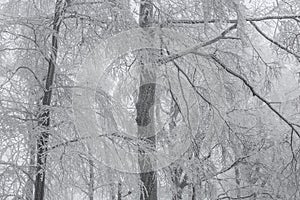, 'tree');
34,1,70,199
